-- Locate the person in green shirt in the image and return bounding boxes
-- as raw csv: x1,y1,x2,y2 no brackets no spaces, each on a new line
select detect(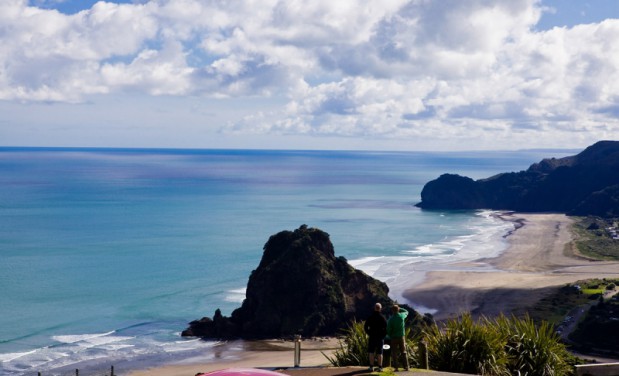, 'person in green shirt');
386,305,410,371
